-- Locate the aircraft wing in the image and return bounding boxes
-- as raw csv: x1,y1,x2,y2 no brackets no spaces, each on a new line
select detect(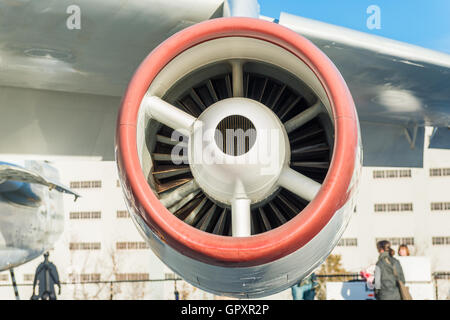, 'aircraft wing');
0,0,224,97
0,1,448,167
0,164,80,201
0,0,224,160
279,12,450,167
